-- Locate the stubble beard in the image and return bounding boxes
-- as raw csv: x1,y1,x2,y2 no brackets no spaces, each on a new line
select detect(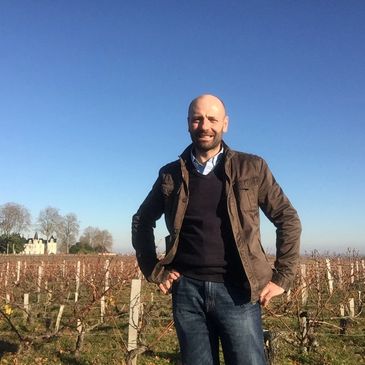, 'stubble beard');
190,131,223,154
